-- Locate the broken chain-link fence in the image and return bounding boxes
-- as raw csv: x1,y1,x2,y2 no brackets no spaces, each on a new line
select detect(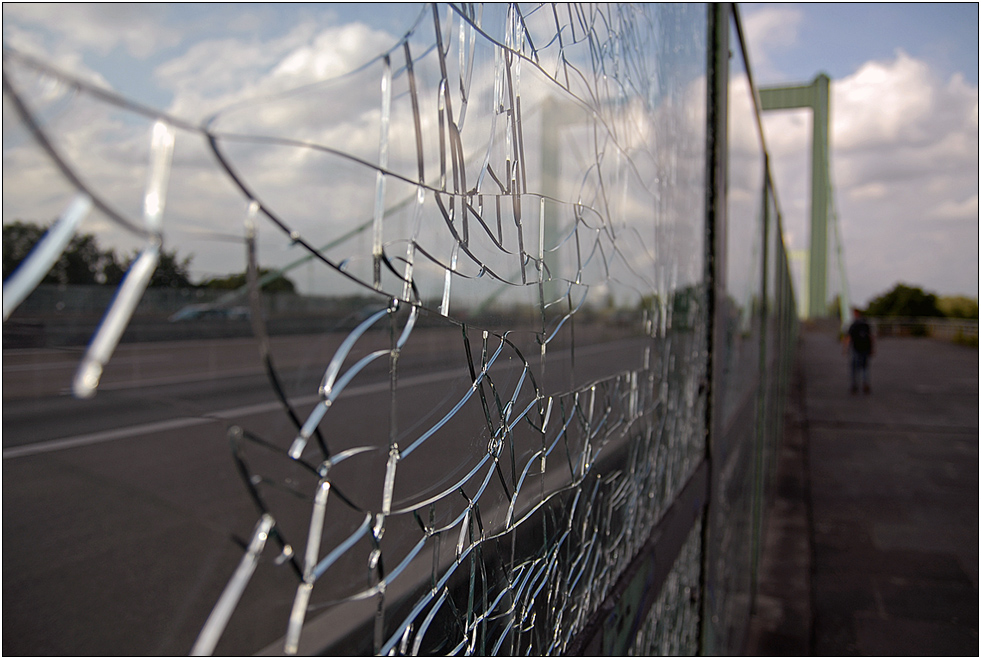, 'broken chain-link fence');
3,4,796,655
